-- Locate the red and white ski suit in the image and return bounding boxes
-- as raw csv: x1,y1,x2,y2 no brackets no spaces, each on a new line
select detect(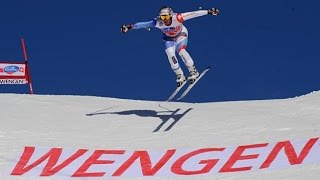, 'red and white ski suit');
132,10,209,75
